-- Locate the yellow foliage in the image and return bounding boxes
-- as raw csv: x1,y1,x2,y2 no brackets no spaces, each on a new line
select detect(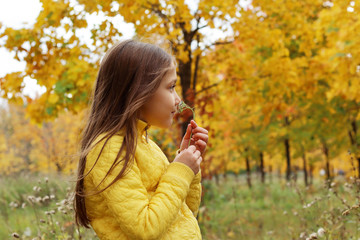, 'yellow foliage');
0,0,359,178
48,93,59,104
0,104,83,175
